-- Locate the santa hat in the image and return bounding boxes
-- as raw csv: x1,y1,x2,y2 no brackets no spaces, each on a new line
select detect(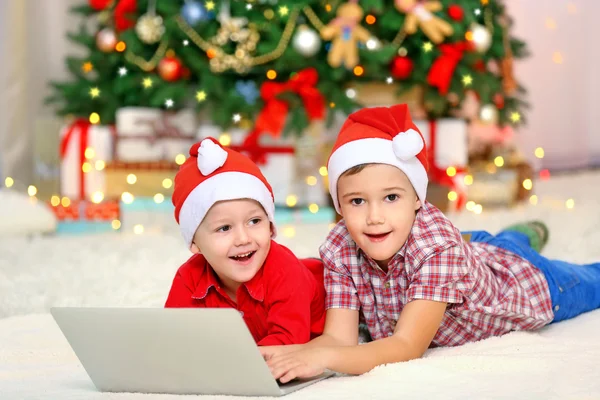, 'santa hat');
327,104,429,214
172,138,276,249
